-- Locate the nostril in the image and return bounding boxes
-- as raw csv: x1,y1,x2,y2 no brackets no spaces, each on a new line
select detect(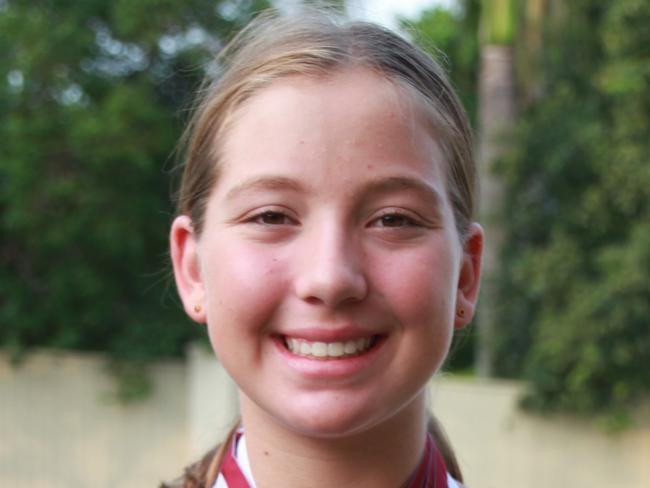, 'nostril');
299,287,367,308
303,296,322,305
